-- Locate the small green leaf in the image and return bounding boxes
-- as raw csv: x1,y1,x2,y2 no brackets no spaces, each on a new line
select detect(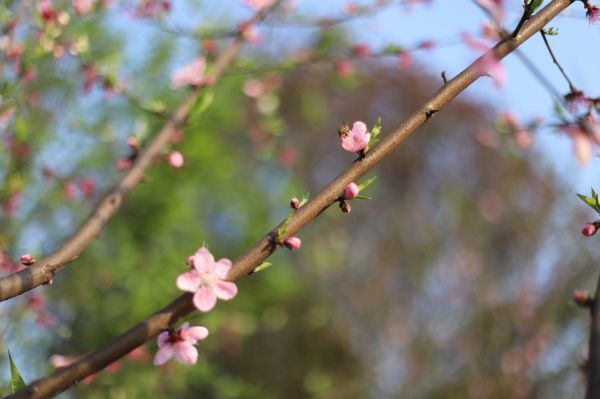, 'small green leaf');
357,176,377,192
525,0,544,13
254,262,272,273
367,117,382,150
299,192,310,207
190,89,214,118
543,27,559,35
8,350,26,393
577,193,599,212
277,211,294,237
353,195,372,200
